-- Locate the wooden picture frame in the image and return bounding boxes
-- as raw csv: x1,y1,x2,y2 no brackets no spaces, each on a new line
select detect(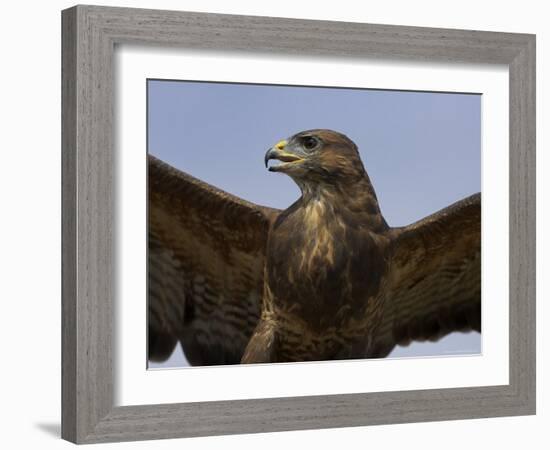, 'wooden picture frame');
61,5,536,443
